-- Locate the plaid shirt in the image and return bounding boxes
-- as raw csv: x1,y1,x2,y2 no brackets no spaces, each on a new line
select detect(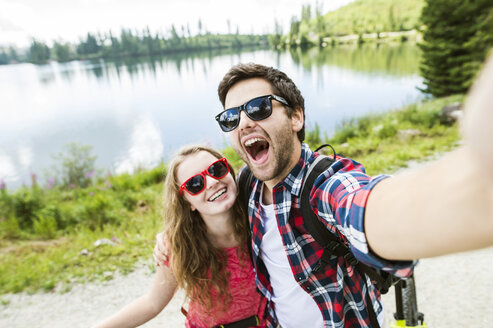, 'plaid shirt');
244,143,414,327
